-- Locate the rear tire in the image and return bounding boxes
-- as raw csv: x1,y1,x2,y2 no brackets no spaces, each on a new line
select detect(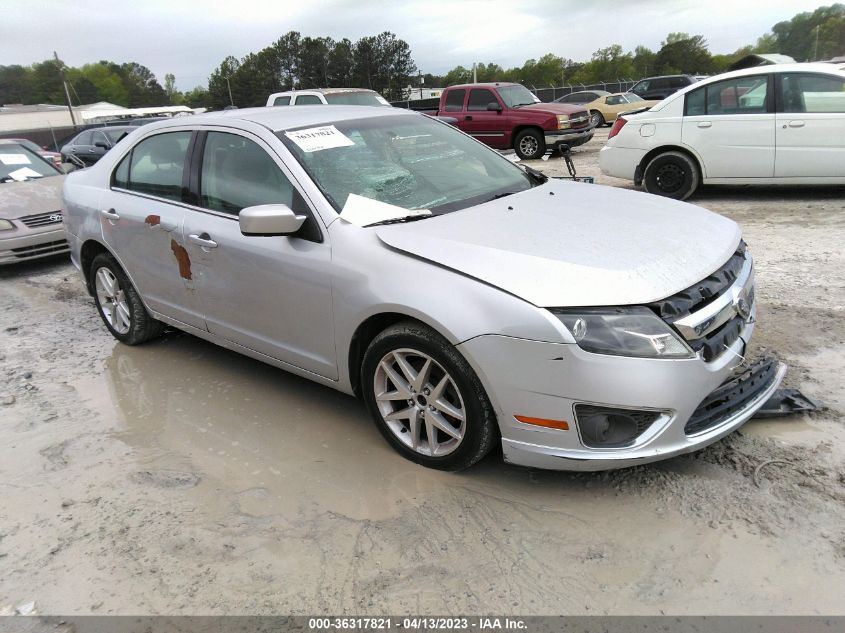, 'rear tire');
513,129,545,160
642,151,700,200
361,320,498,471
90,253,164,345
